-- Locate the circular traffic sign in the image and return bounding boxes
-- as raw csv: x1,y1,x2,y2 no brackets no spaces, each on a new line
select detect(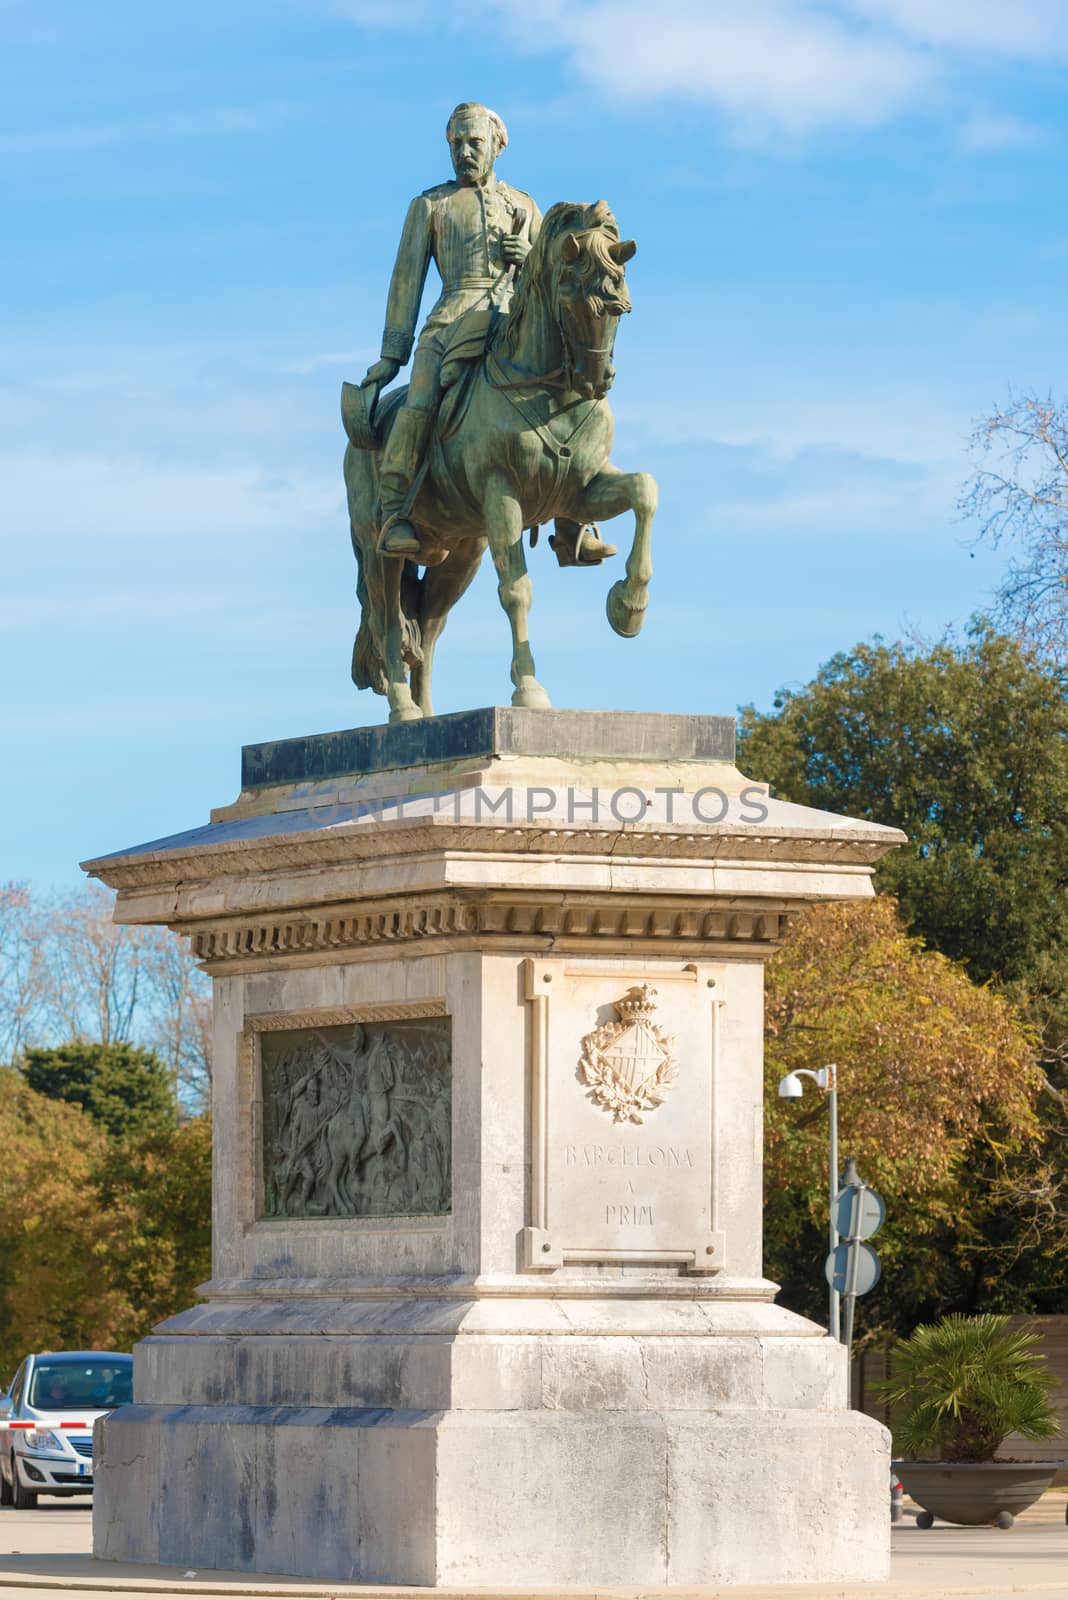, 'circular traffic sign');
835,1185,885,1241
824,1240,881,1297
